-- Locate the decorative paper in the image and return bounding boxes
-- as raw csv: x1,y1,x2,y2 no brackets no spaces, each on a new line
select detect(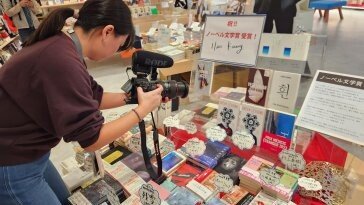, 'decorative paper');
298,161,348,205
185,138,206,156
231,131,255,150
163,116,180,128
214,173,234,193
298,177,322,191
278,149,306,171
206,126,227,142
259,167,280,186
139,184,162,205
